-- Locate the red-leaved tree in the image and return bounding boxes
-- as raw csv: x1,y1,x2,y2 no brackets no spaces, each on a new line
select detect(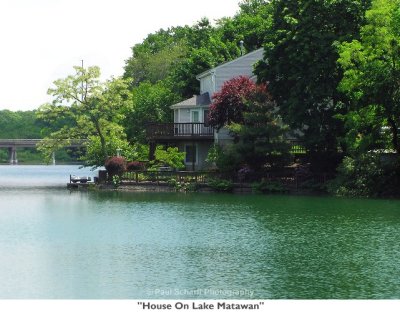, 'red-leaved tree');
208,76,259,129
